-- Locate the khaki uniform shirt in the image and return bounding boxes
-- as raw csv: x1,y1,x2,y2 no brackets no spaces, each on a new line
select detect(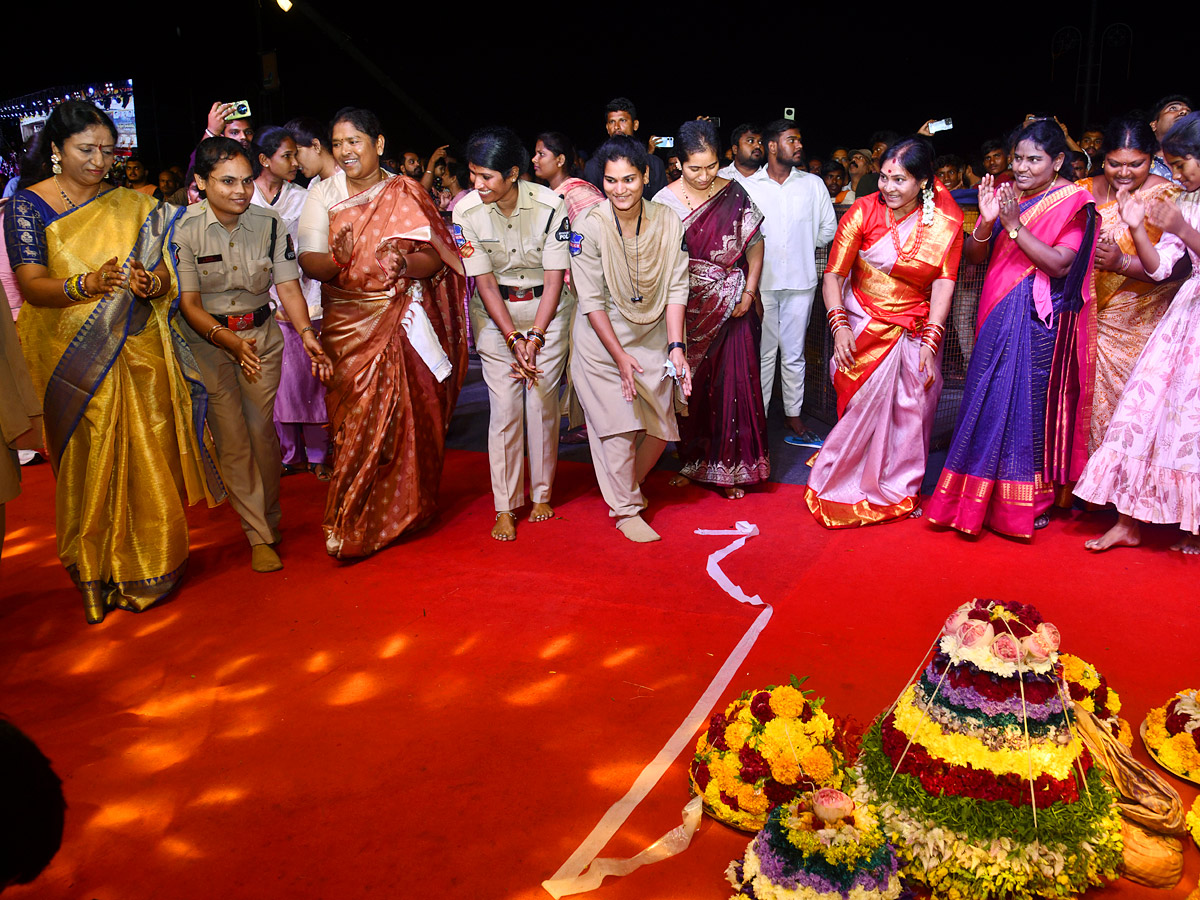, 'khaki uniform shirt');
172,201,300,331
451,182,570,287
